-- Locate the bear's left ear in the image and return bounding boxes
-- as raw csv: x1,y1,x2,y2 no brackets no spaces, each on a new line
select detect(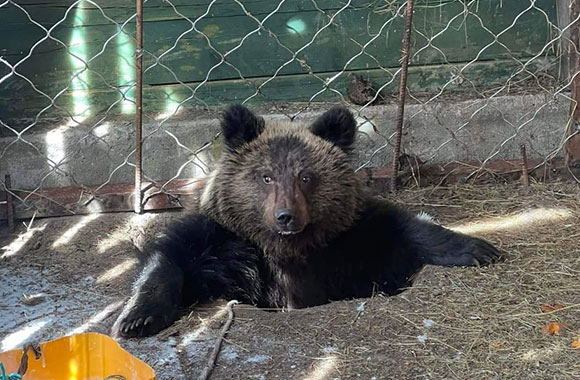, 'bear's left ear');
310,106,357,151
221,104,265,151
